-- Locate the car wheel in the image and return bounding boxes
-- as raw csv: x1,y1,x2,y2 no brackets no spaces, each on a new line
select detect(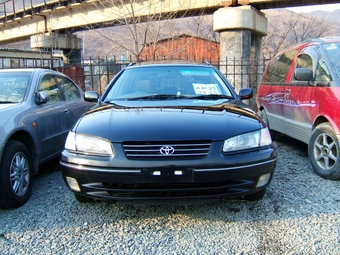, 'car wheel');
74,193,95,203
0,141,32,209
308,123,340,180
260,109,276,139
243,189,266,201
